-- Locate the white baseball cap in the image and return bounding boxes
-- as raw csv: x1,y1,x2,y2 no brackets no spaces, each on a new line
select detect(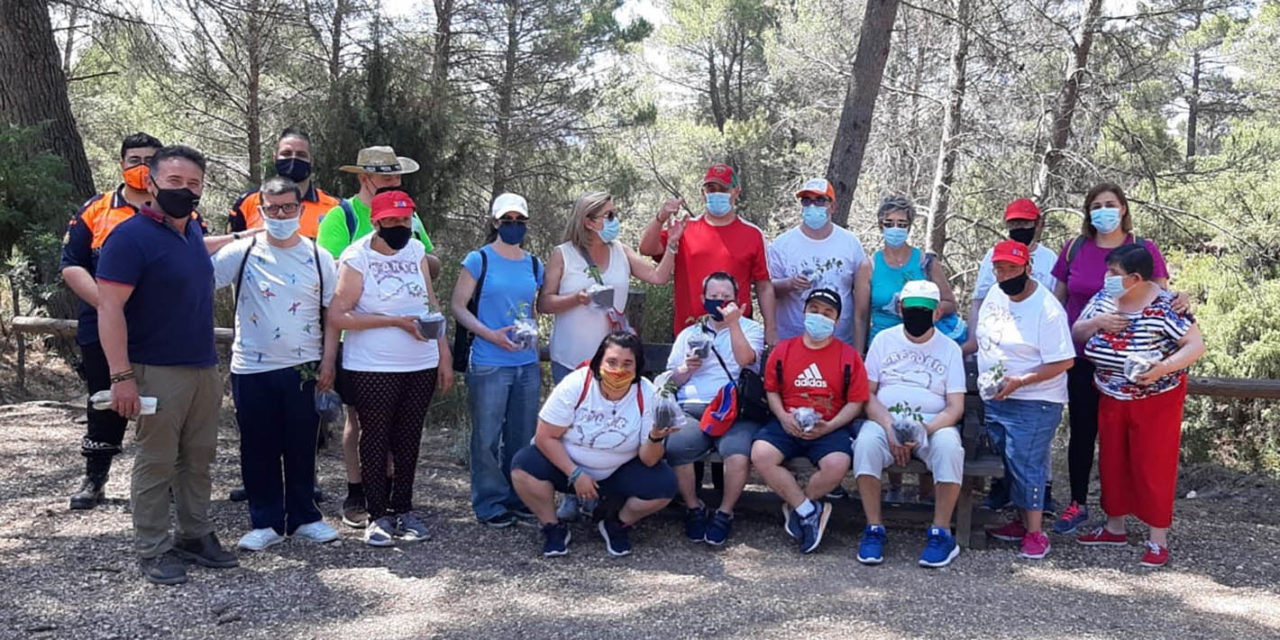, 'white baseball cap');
490,193,529,219
900,280,941,310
